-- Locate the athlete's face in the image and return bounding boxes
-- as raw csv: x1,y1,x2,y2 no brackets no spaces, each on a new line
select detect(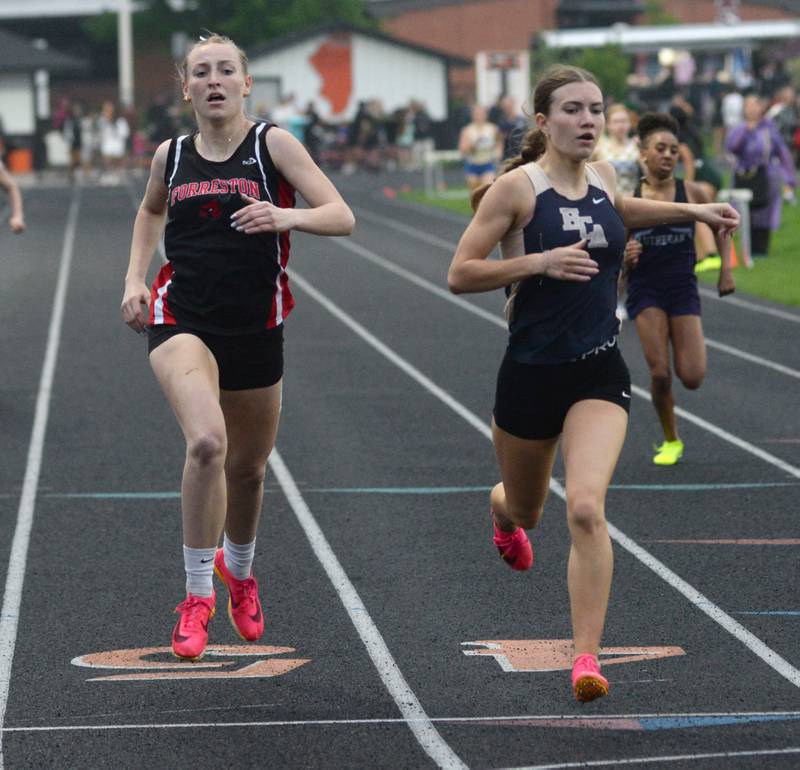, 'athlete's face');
641,130,679,180
537,81,605,160
183,42,252,120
